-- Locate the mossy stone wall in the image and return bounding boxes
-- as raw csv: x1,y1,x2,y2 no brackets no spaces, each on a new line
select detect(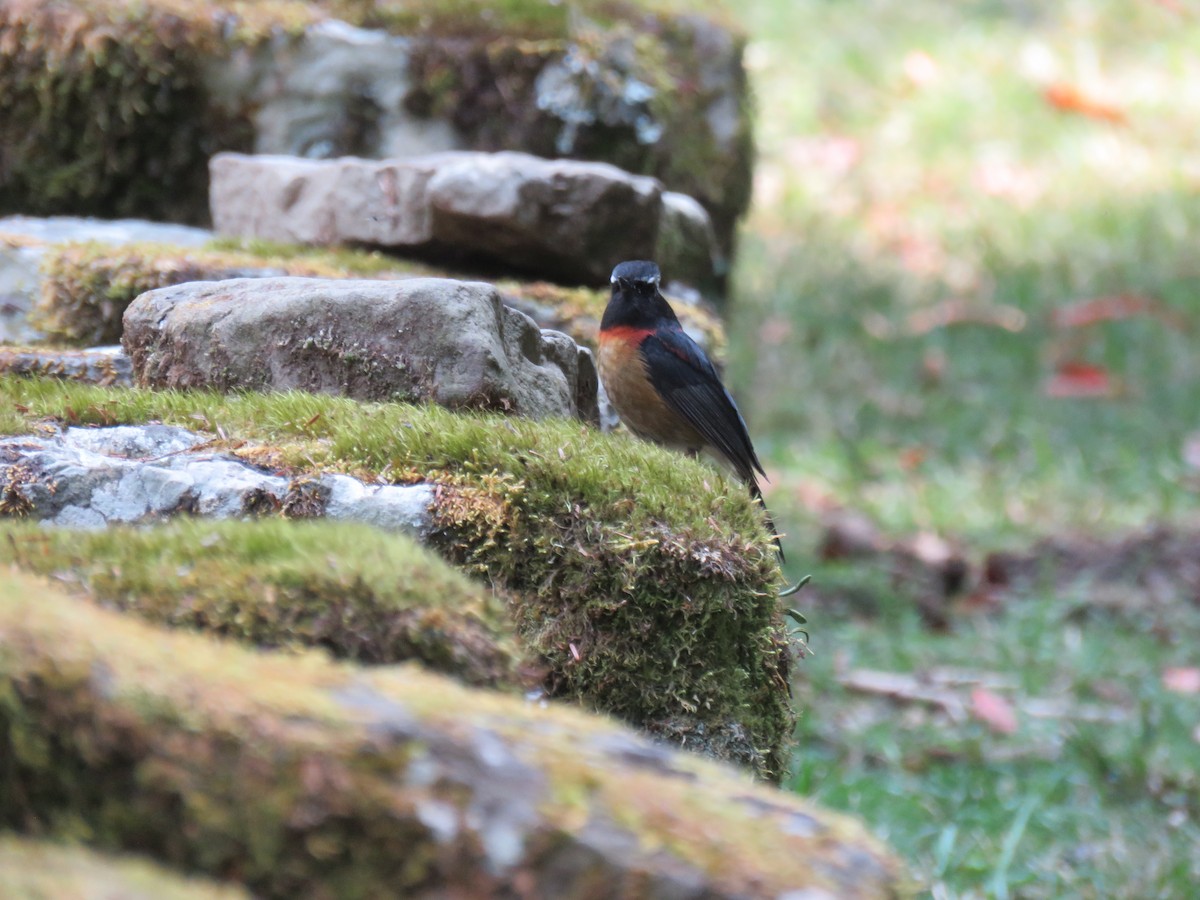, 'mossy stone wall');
0,0,752,247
